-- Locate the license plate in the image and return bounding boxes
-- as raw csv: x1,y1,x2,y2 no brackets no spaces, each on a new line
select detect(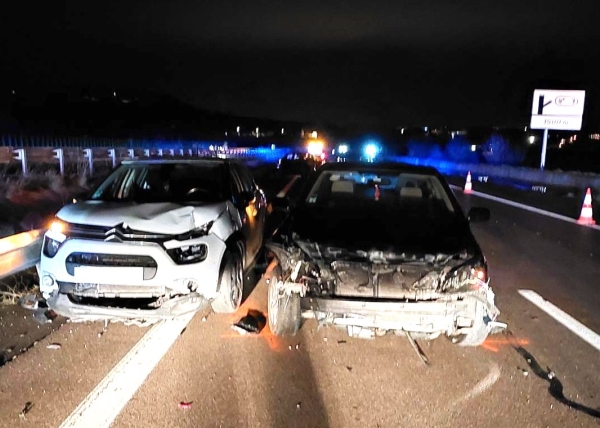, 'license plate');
73,266,143,283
